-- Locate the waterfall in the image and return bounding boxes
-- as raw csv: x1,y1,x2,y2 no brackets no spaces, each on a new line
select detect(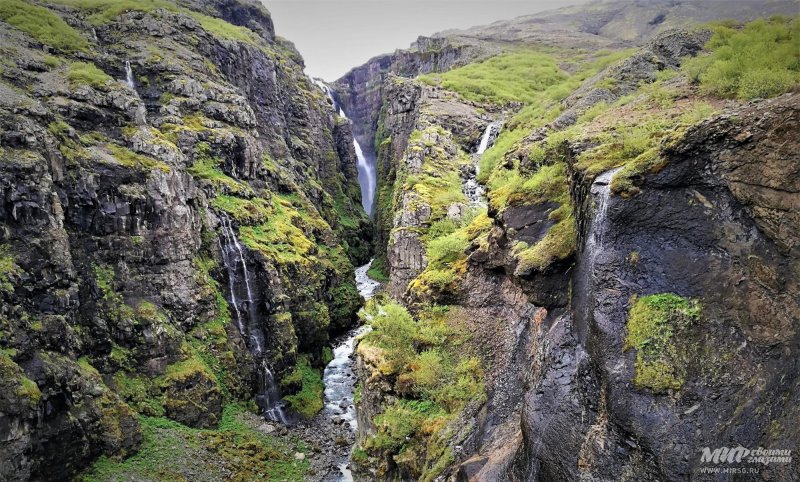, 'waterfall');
476,122,496,156
217,215,286,423
124,61,135,89
314,79,377,217
574,167,622,343
463,123,499,205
